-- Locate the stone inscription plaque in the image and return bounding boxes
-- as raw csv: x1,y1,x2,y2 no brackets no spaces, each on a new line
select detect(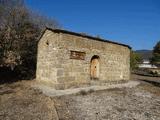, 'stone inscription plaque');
70,51,86,60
